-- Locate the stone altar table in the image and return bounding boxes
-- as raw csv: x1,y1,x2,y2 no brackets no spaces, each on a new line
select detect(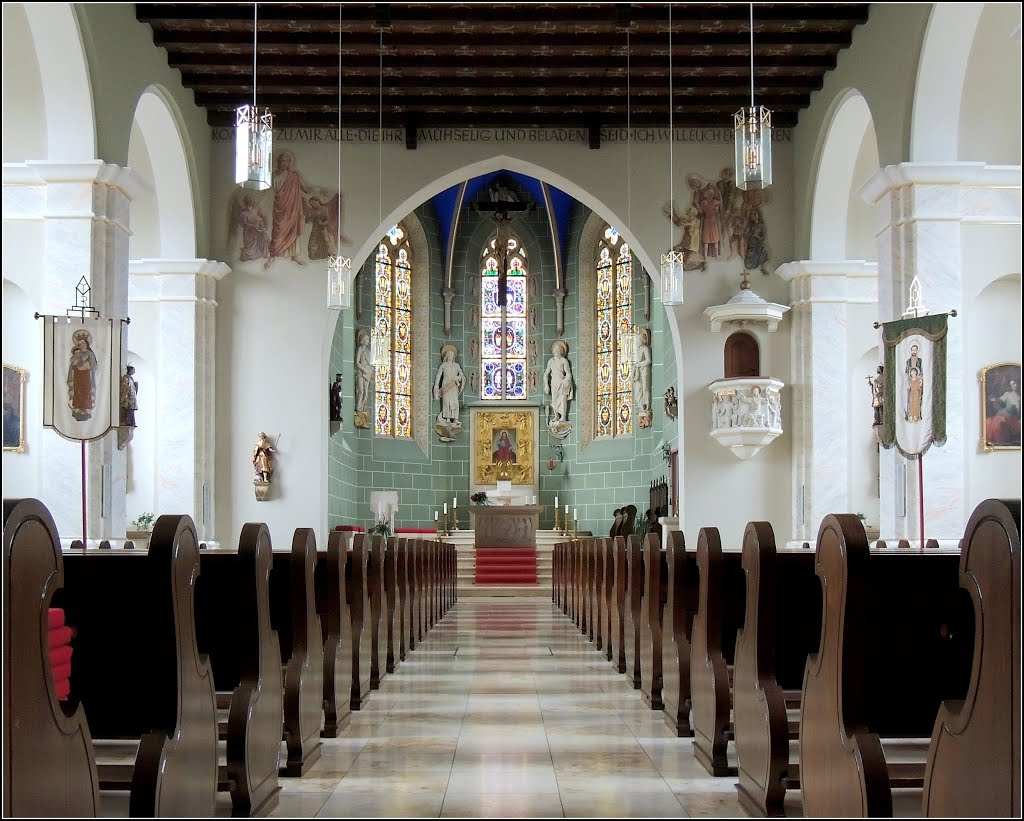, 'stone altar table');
470,505,542,549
